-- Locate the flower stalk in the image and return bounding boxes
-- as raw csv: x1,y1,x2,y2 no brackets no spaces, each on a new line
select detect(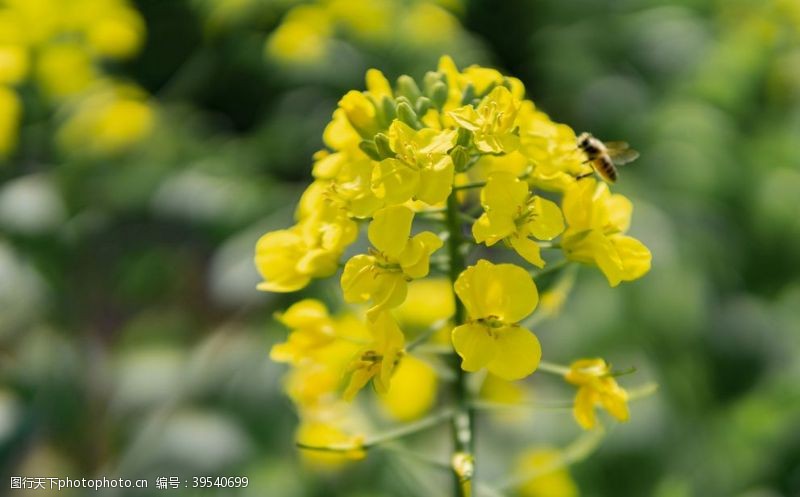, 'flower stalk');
445,190,475,497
